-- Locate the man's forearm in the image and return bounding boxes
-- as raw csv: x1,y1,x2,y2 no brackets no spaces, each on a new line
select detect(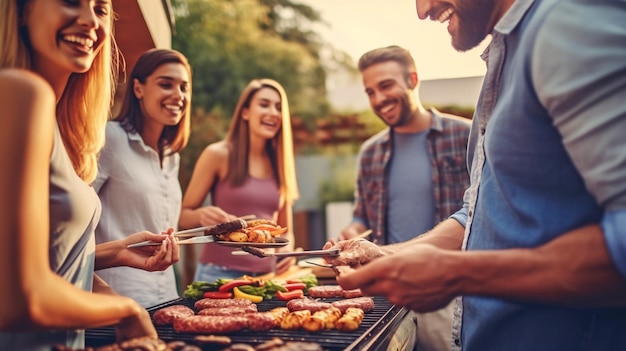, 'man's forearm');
454,224,626,307
384,218,465,254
